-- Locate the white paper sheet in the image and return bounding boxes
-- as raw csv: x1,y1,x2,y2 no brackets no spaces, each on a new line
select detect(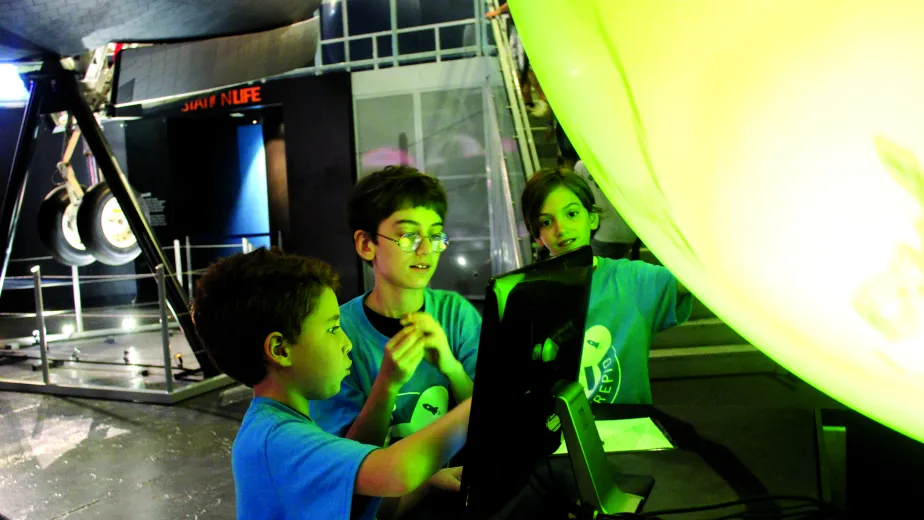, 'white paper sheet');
552,417,675,456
